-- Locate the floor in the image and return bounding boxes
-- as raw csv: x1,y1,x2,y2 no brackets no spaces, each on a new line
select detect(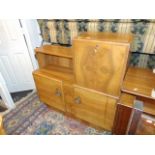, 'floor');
0,90,32,112
0,105,7,112
11,90,33,102
3,91,110,135
1,90,155,134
